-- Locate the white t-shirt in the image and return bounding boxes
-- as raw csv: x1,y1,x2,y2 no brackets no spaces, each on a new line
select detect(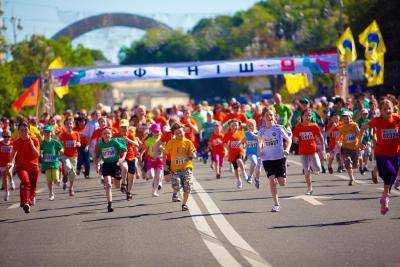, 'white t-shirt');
258,125,291,161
